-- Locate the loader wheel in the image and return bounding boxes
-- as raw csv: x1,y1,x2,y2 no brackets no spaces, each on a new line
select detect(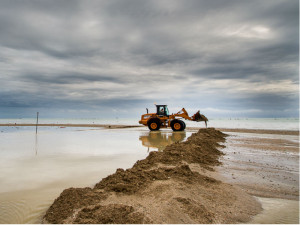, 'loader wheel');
147,118,161,131
171,119,184,131
180,120,186,130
